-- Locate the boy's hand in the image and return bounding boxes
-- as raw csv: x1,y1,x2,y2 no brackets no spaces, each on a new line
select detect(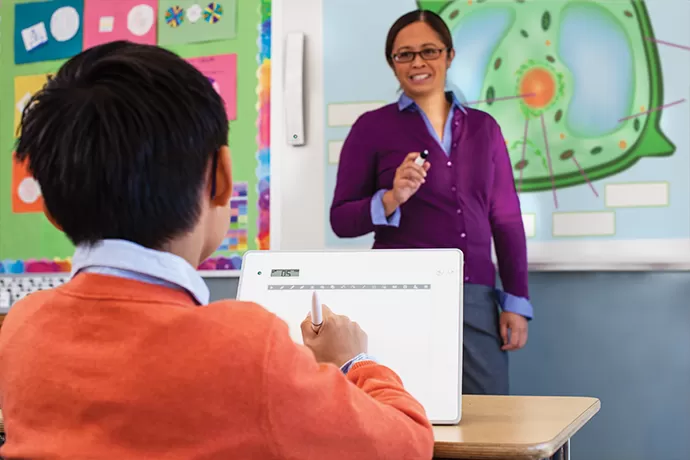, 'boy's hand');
301,305,368,367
